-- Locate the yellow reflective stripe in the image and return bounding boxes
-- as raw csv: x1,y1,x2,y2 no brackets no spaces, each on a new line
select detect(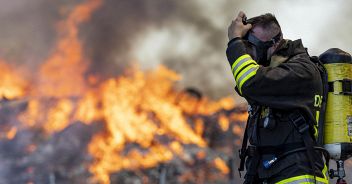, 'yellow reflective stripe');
231,54,259,95
314,111,320,138
235,64,257,82
314,110,320,138
231,54,251,71
314,126,318,139
322,164,328,180
315,110,320,123
237,66,259,94
232,56,251,73
276,175,328,184
233,59,257,78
